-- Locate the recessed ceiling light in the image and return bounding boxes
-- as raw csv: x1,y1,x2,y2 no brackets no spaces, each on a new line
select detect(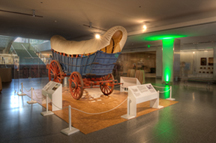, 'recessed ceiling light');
143,25,147,31
95,34,100,39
